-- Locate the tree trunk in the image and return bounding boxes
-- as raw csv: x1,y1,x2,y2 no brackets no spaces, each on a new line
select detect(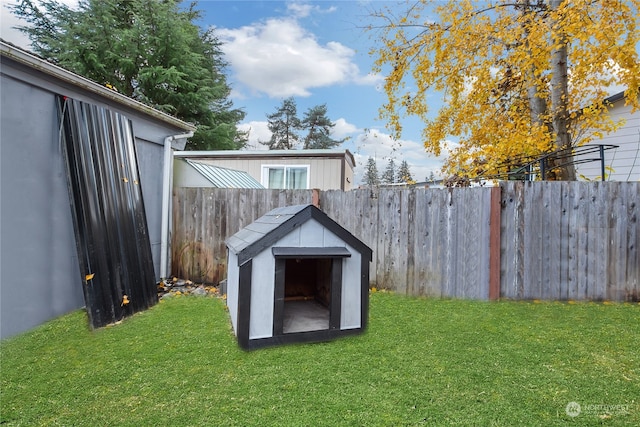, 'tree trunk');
548,0,576,180
521,1,548,129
